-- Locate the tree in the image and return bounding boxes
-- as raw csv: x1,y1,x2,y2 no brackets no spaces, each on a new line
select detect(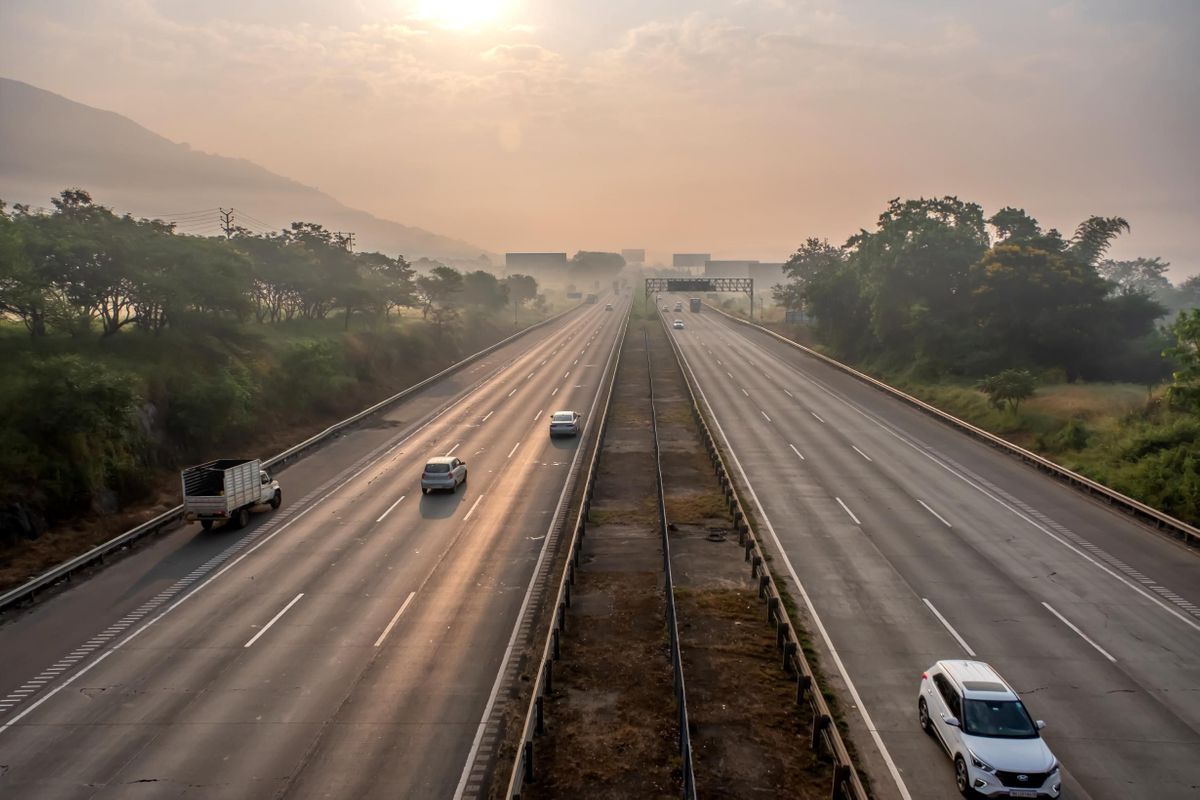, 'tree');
1068,216,1130,268
1099,257,1172,298
1167,309,1200,412
568,252,625,285
978,369,1037,413
356,251,415,316
415,265,463,320
461,270,509,311
503,273,539,325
